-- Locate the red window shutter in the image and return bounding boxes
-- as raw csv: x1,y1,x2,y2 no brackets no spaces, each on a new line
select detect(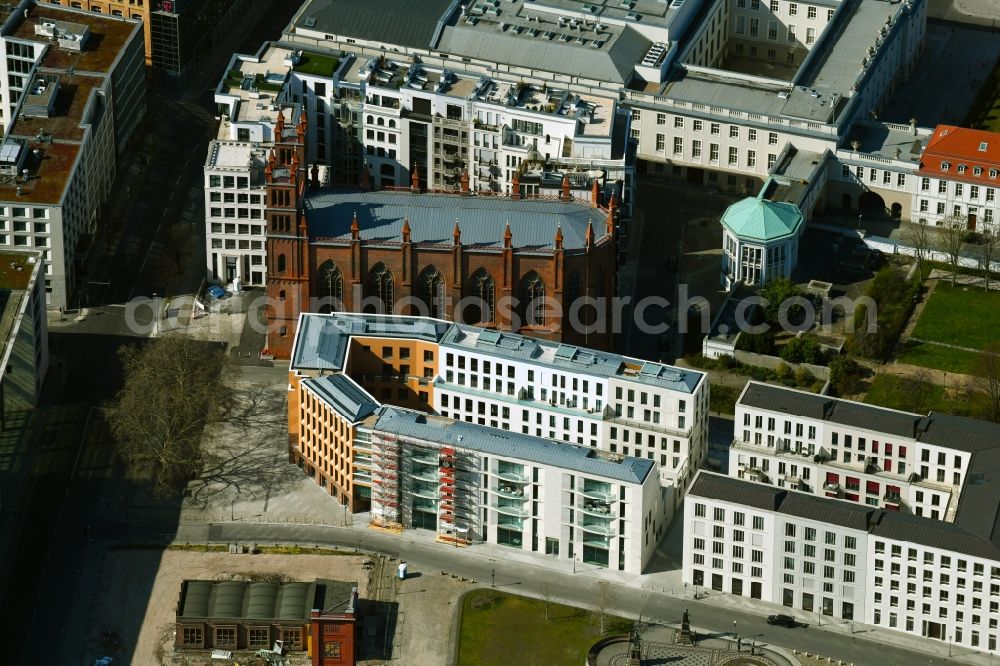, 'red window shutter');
826,472,839,483
867,480,880,494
